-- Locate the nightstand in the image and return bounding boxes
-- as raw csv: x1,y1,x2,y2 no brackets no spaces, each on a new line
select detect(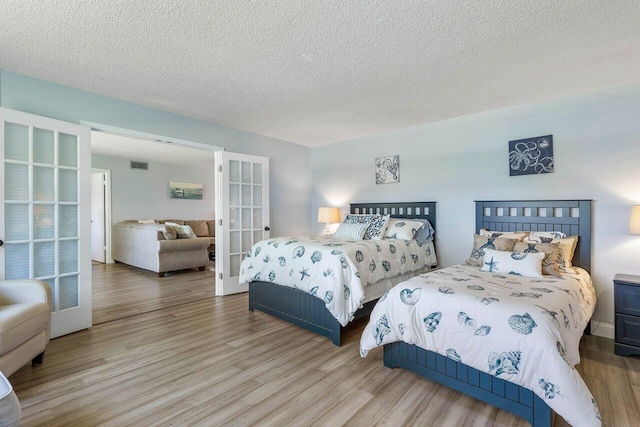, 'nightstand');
614,274,640,356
